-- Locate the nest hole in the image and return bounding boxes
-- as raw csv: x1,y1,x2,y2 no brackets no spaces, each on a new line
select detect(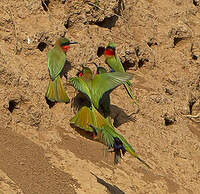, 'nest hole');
91,15,118,29
173,37,183,47
138,58,149,68
8,100,18,113
97,46,105,57
122,60,135,71
192,54,198,60
37,42,47,52
164,117,175,126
